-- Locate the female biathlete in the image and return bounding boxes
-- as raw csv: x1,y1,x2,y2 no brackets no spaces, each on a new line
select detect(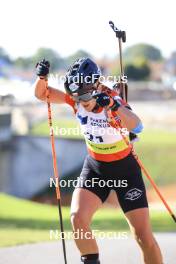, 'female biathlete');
34,58,163,264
